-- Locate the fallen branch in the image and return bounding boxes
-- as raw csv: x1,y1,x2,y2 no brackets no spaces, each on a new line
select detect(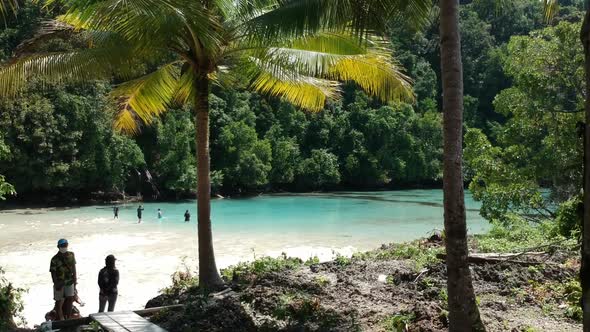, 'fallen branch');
435,253,549,266
413,268,429,283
